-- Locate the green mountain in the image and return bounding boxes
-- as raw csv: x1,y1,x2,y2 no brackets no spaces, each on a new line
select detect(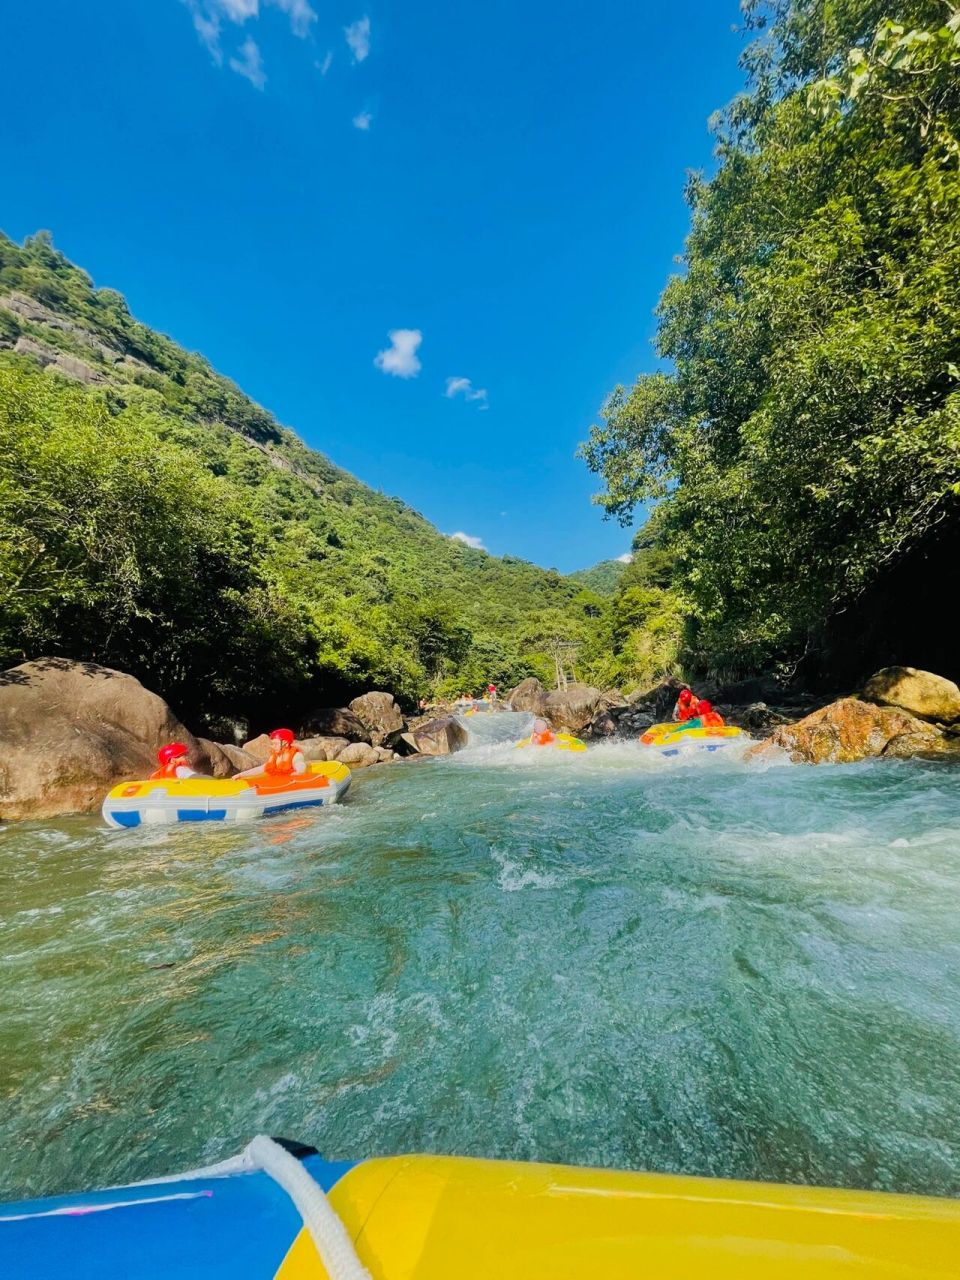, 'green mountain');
0,231,605,731
569,558,629,597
